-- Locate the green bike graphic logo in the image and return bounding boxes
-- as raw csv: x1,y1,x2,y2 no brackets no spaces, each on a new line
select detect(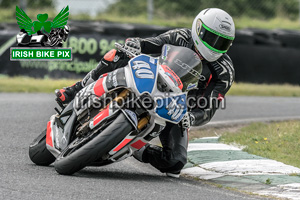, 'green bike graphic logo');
11,6,72,61
16,5,69,35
